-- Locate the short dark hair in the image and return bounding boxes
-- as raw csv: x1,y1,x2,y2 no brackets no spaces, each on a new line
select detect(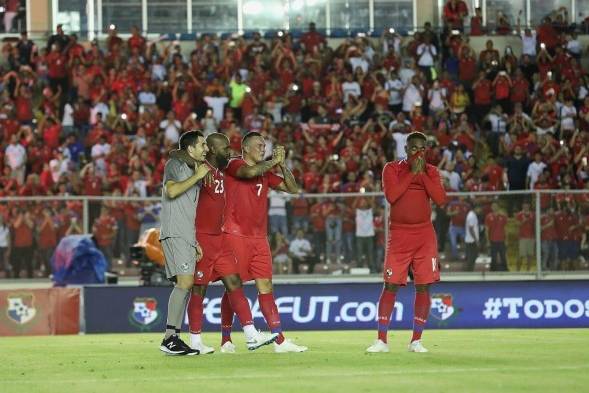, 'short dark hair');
406,131,427,144
179,130,204,150
242,131,263,146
